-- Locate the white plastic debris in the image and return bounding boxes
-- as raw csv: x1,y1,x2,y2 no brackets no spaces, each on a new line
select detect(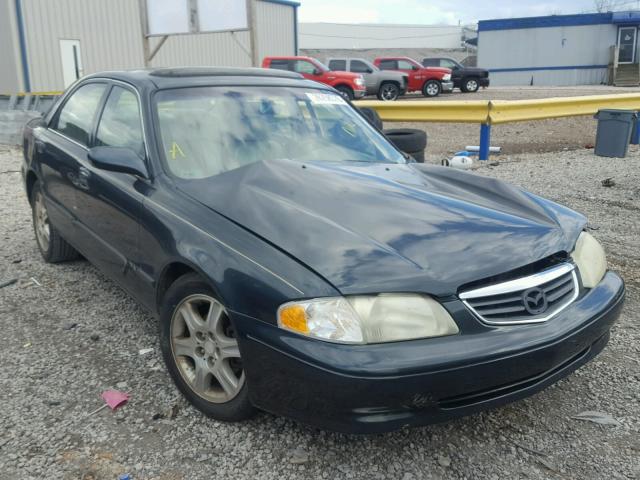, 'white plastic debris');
442,156,474,170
